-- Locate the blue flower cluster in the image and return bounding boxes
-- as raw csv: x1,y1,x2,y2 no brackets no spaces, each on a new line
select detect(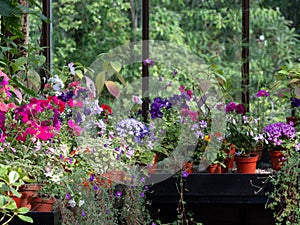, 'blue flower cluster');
150,97,172,119
263,122,296,146
116,118,149,142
